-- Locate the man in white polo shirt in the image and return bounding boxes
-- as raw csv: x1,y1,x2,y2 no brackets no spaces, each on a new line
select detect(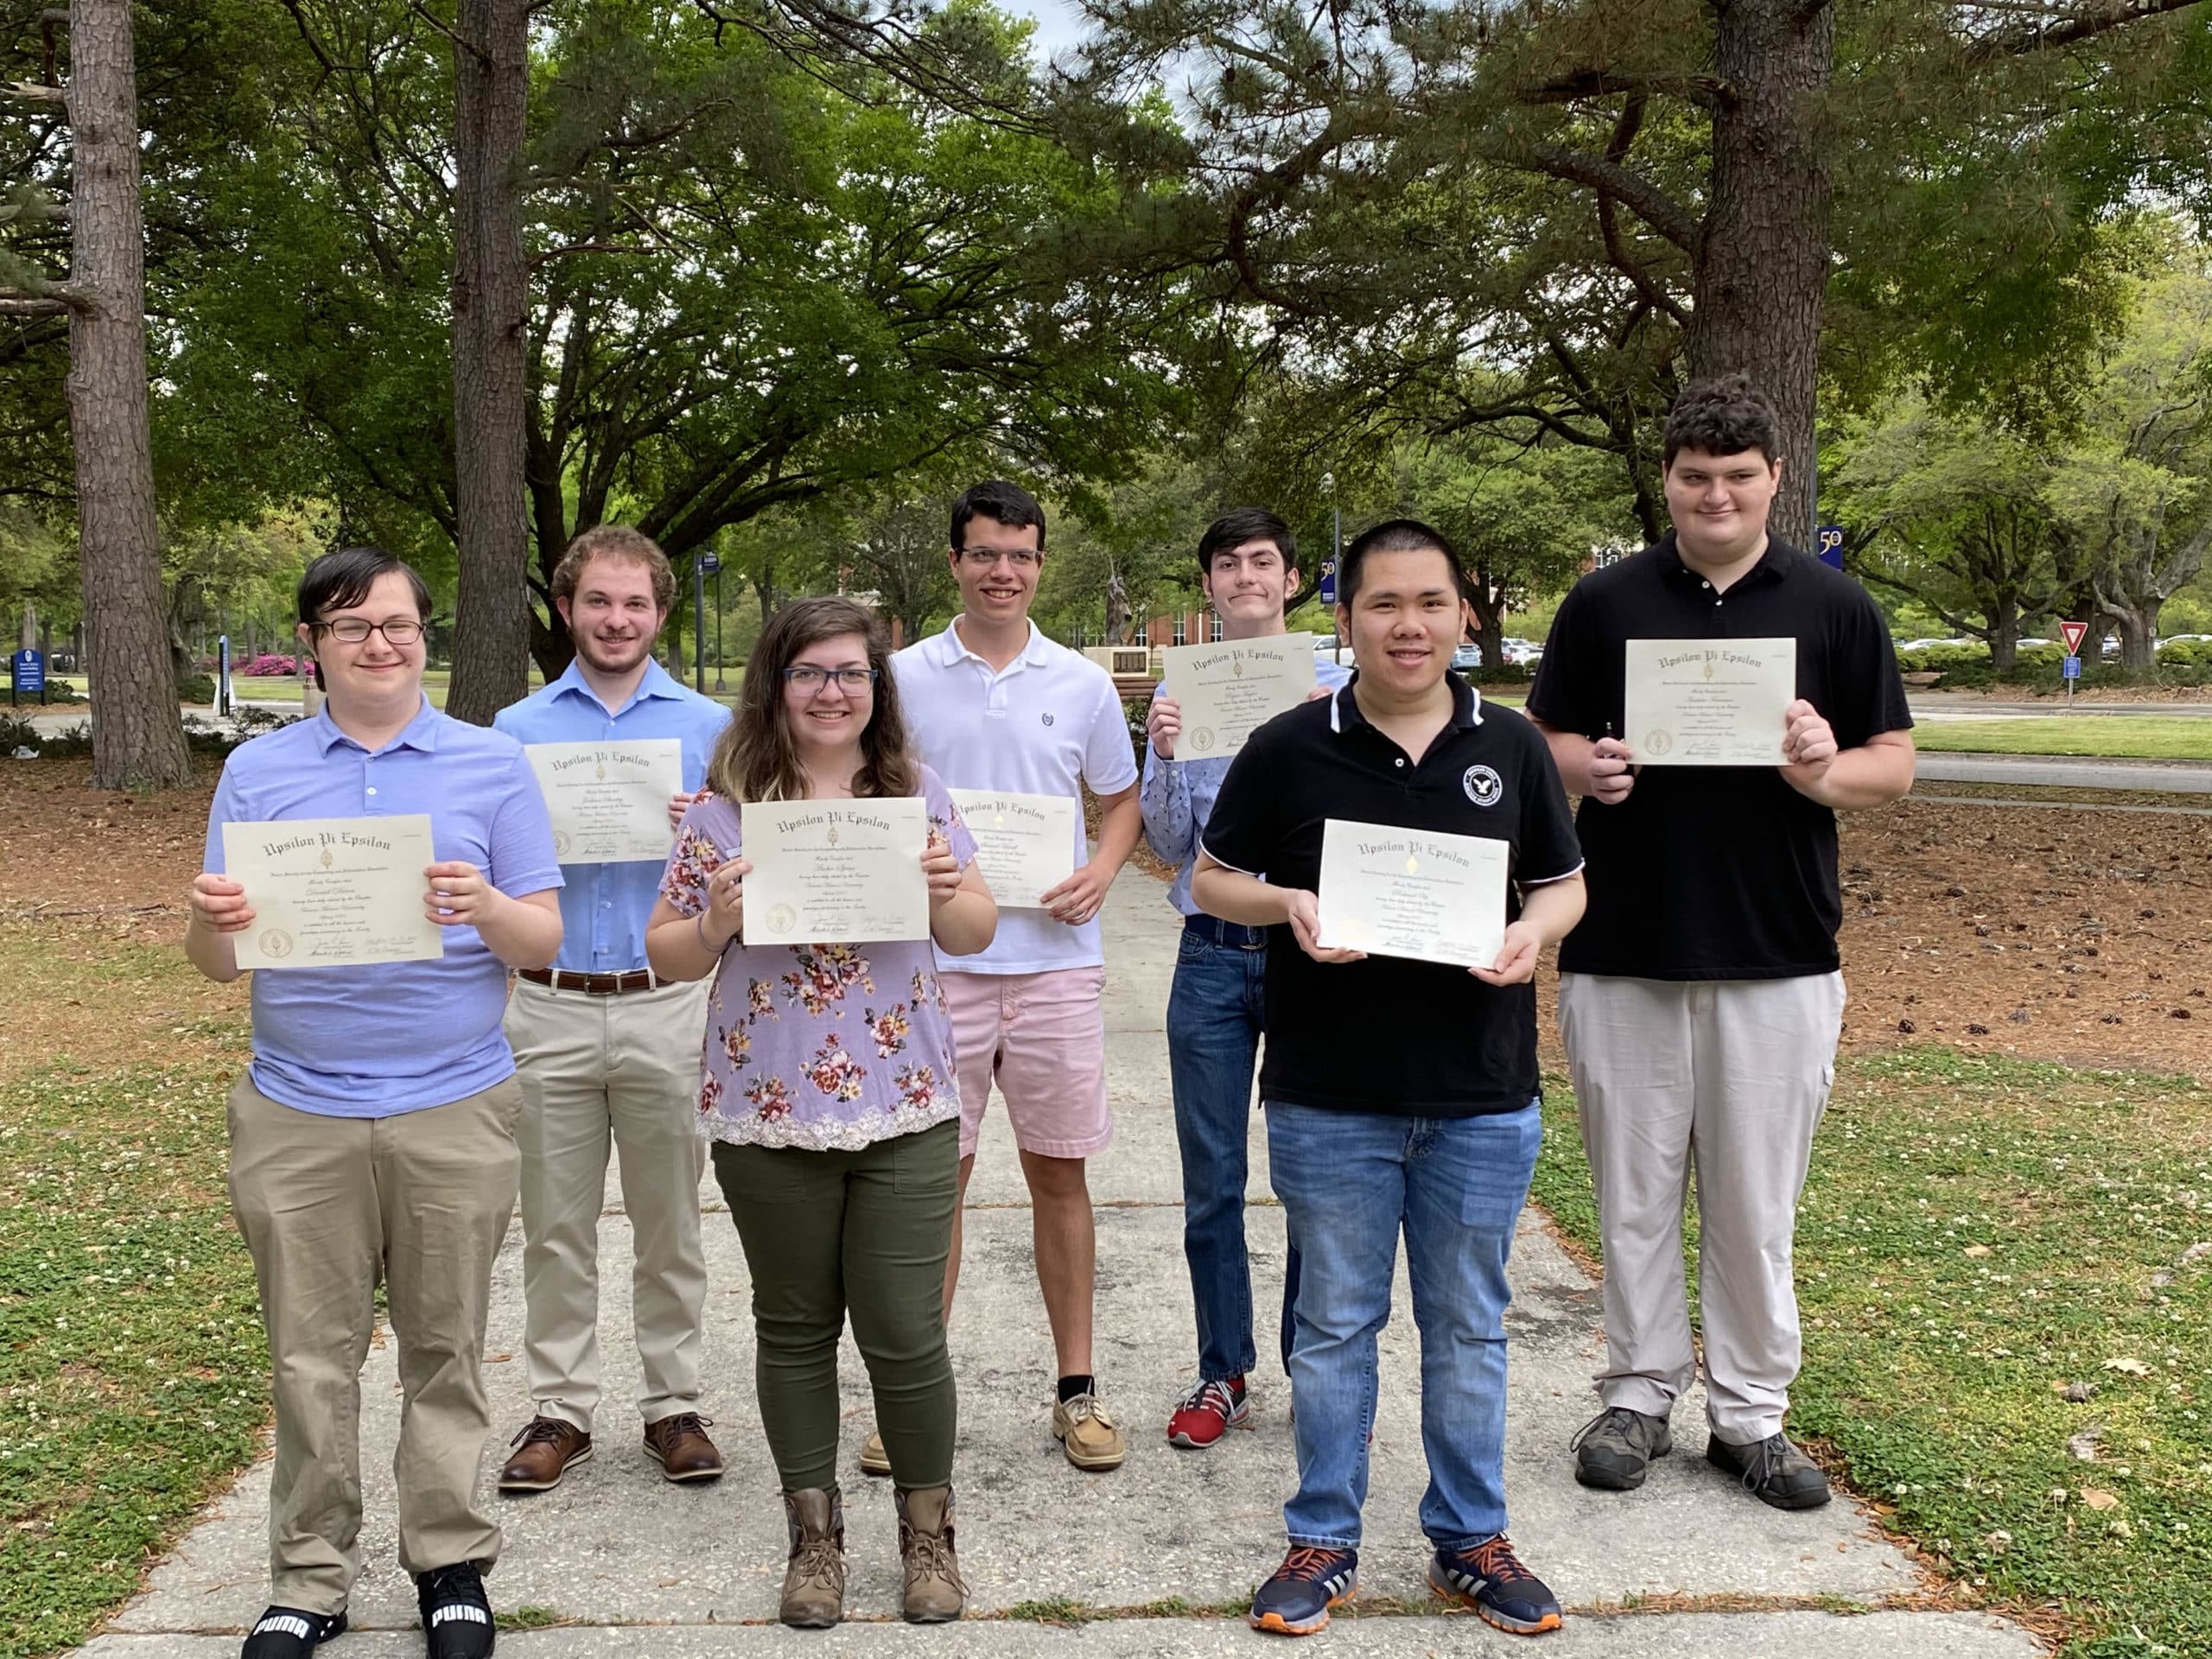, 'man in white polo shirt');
891,479,1143,1472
